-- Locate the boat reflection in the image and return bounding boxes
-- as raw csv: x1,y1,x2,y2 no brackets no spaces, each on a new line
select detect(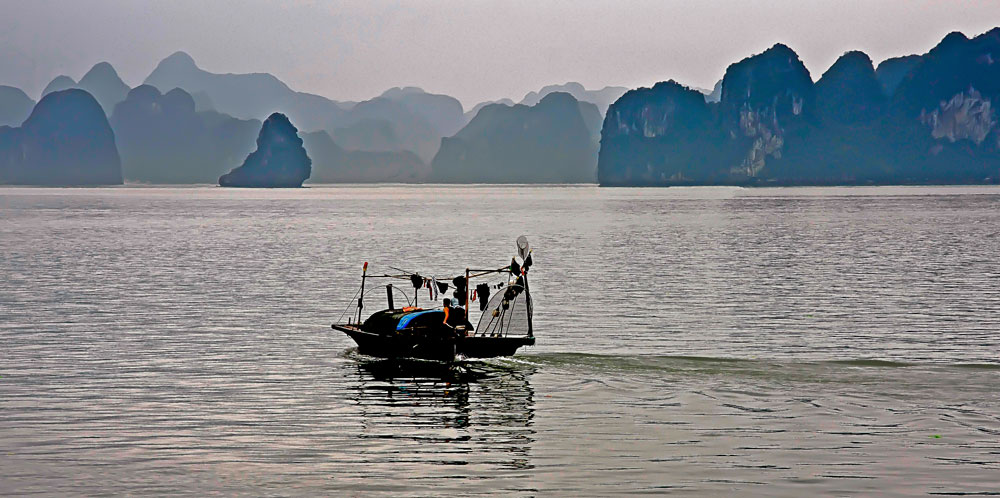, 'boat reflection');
350,355,536,472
